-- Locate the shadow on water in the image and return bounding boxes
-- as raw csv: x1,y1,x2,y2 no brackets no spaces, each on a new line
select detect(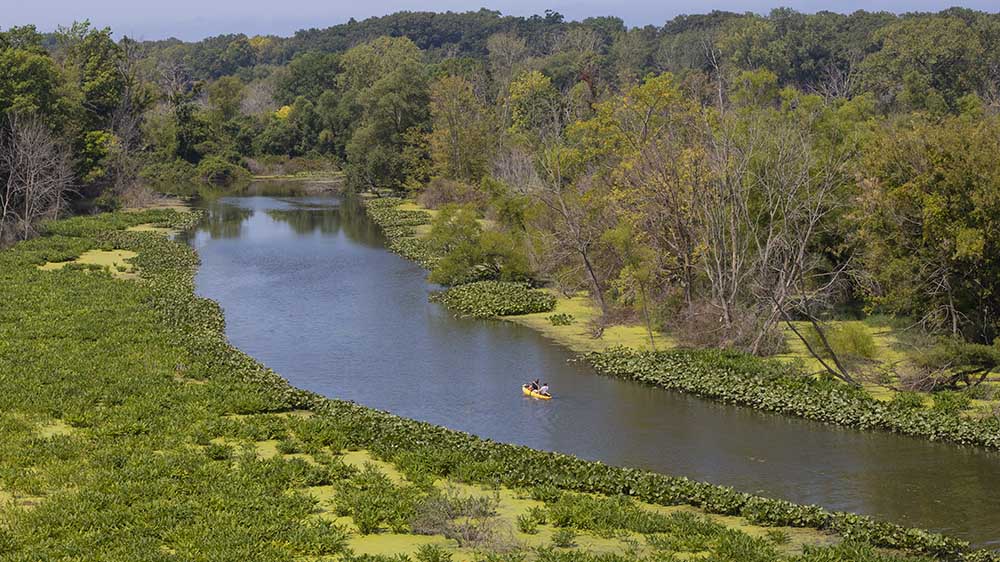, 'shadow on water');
182,184,1000,548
